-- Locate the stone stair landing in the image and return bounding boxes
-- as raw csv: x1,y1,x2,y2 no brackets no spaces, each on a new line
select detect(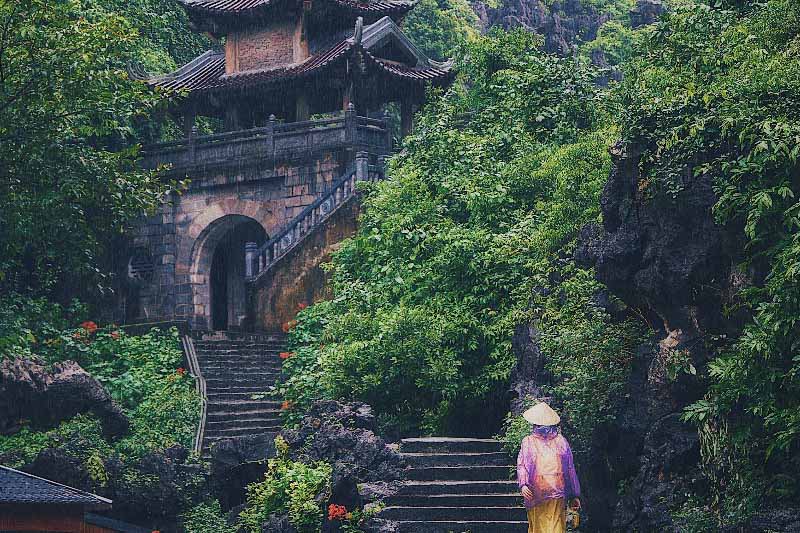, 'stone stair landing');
379,437,528,533
193,333,286,456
